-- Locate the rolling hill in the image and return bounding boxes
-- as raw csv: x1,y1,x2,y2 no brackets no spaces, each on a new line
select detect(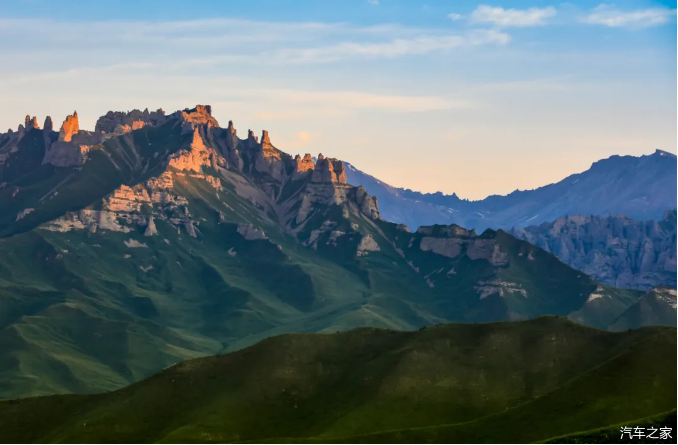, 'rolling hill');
0,317,675,443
